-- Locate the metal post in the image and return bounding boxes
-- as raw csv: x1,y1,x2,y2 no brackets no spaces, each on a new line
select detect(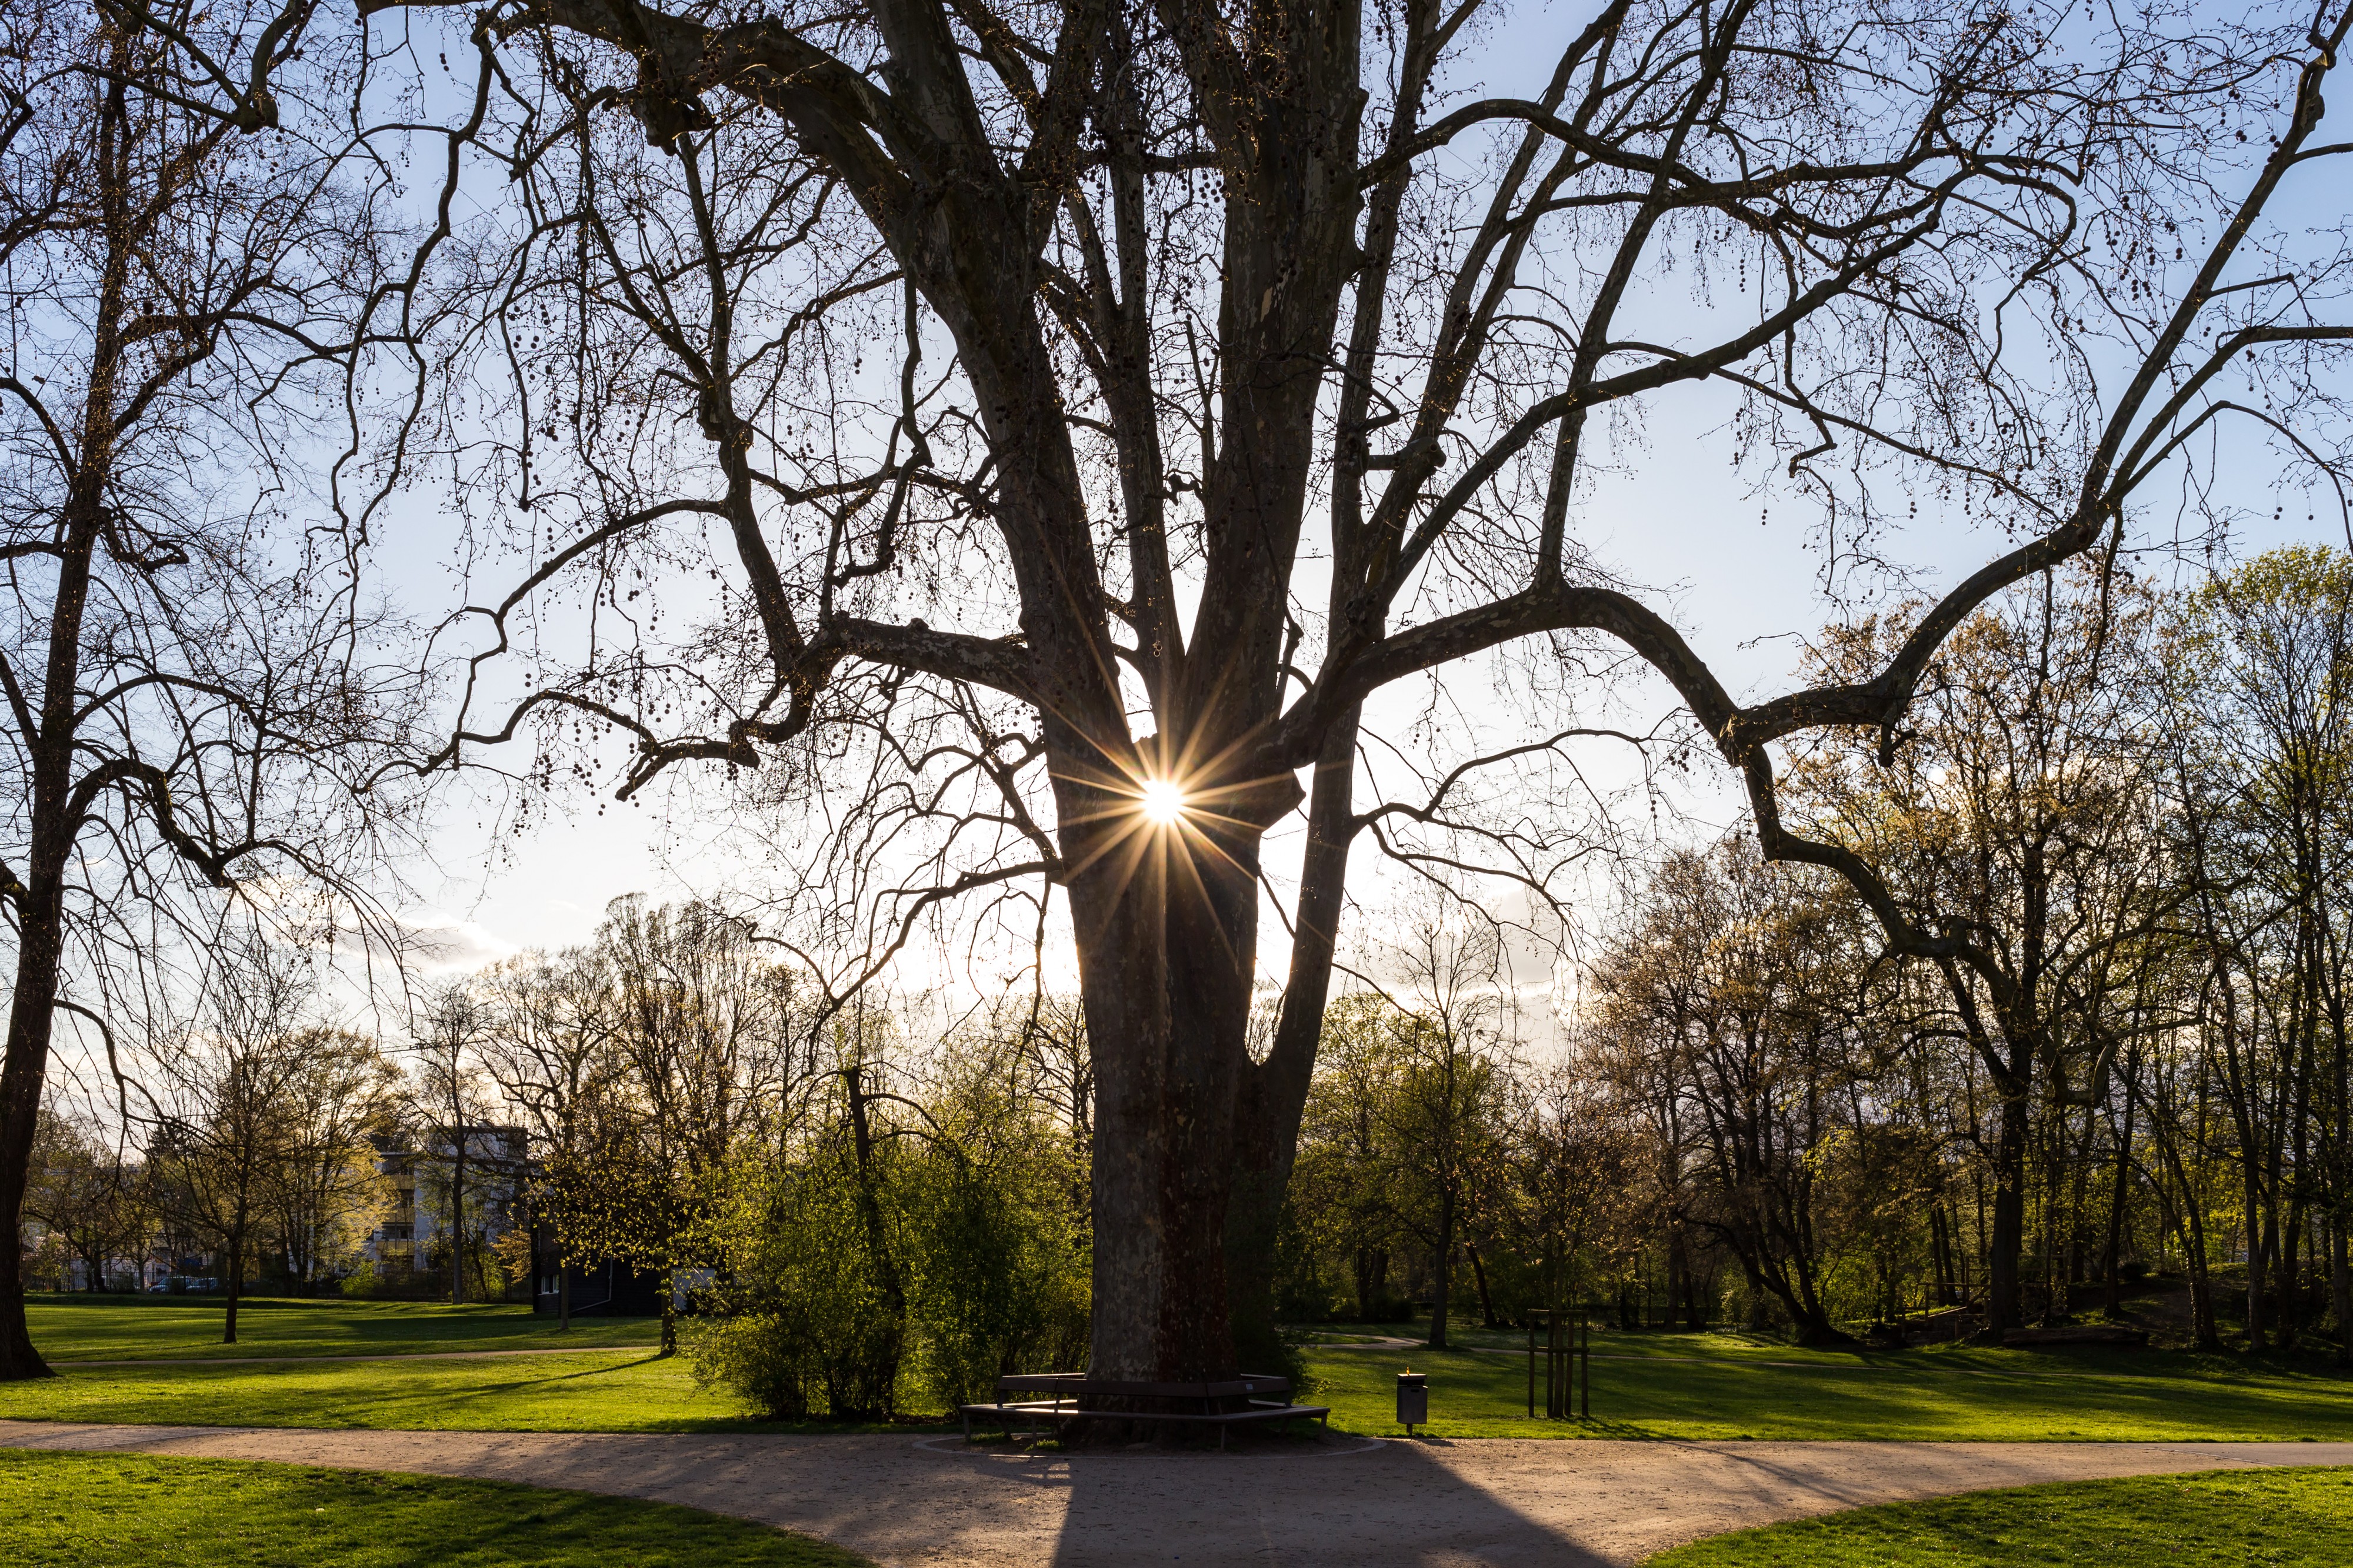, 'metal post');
1579,1315,1591,1420
1551,1312,1562,1420
1547,1309,1564,1419
1527,1312,1537,1417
